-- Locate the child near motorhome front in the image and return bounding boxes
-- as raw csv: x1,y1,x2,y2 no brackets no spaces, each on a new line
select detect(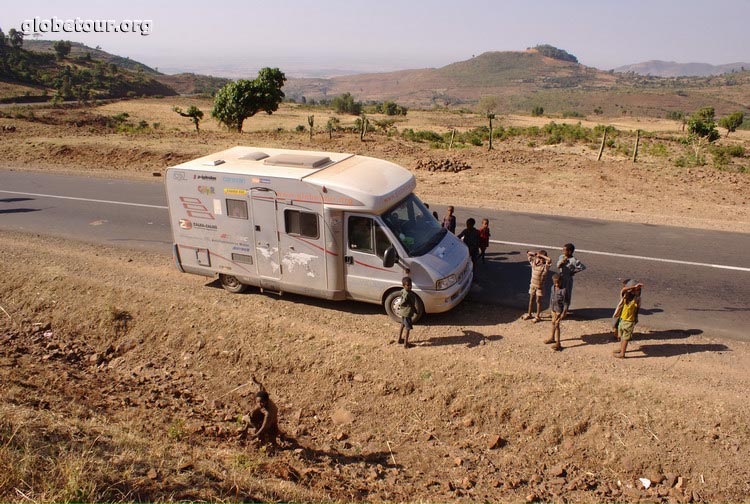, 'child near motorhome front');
397,277,417,349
